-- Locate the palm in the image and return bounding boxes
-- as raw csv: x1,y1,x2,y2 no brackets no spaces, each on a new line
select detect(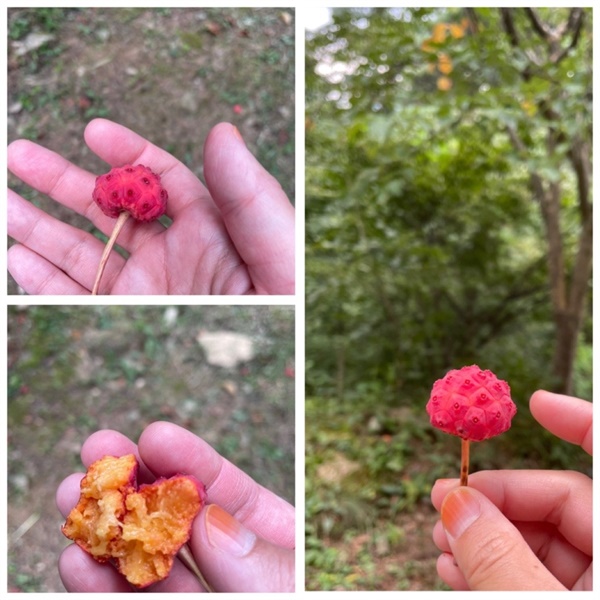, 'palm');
8,119,294,295
105,202,250,295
